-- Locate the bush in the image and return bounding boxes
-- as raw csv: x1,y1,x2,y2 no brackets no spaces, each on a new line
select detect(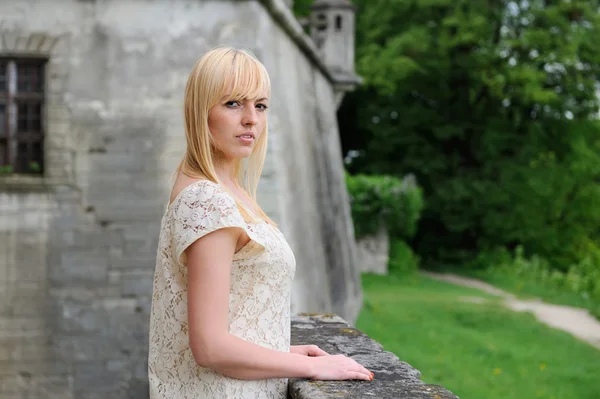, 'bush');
388,239,420,276
346,173,424,240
